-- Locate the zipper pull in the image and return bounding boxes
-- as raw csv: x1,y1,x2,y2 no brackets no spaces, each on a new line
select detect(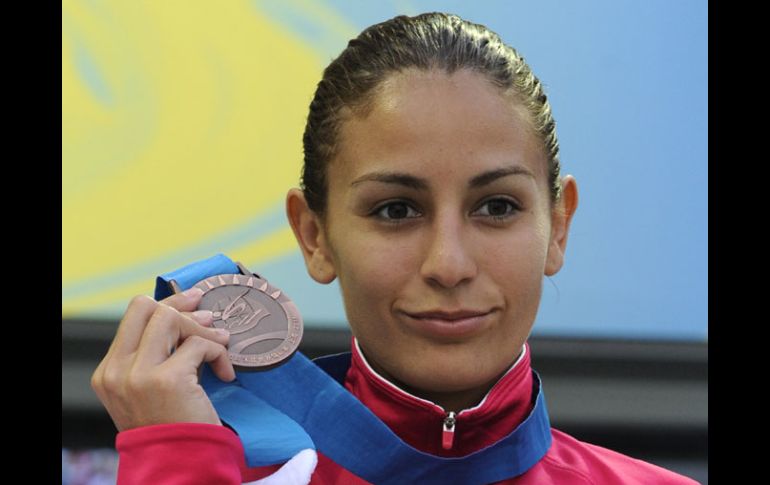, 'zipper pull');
442,411,456,450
